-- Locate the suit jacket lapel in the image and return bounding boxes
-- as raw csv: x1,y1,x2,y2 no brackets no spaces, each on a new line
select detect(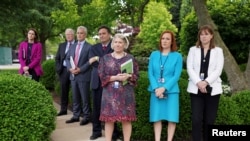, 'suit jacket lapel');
196,47,202,67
